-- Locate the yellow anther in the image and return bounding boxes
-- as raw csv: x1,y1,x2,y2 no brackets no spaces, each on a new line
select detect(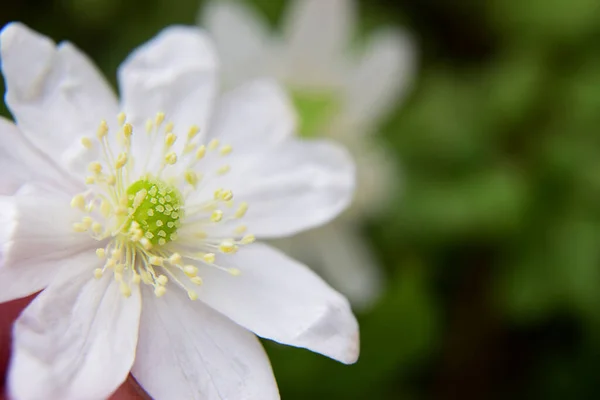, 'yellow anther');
165,122,174,133
71,194,86,210
213,188,223,200
183,265,198,277
96,120,108,139
228,268,241,276
117,112,126,126
93,268,103,279
92,222,103,235
145,119,153,133
111,248,122,258
80,137,93,149
105,259,116,269
203,253,216,264
165,152,177,165
155,112,165,126
169,253,182,265
220,190,233,201
132,273,141,284
165,133,177,147
116,153,128,169
114,271,123,281
81,217,93,229
85,176,96,185
196,145,206,159
154,286,167,297
106,175,116,186
96,248,106,259
88,162,102,174
208,139,219,151
190,276,203,285
234,225,247,234
186,125,199,139
219,145,233,156
156,275,168,286
185,170,198,187
120,281,132,298
235,202,248,218
123,123,133,138
187,290,198,301
217,165,231,175
219,240,238,254
210,210,223,222
149,256,163,266
241,234,256,245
